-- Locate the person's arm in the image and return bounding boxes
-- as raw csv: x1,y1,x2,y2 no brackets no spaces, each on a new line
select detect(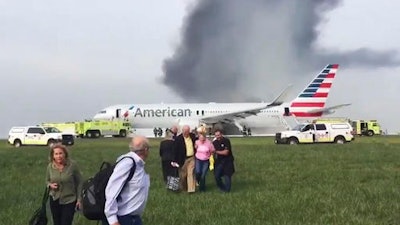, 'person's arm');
104,158,134,225
209,140,215,153
45,164,51,187
46,164,58,190
73,161,84,209
215,149,229,155
159,141,163,157
173,137,182,165
192,134,197,154
216,139,231,156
